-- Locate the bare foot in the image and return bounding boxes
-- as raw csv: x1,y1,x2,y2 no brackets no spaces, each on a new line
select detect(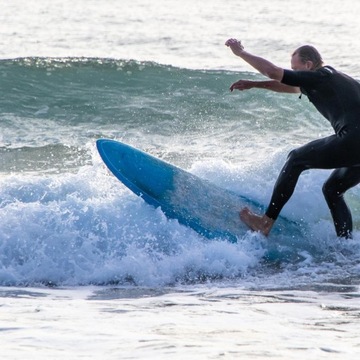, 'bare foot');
239,207,275,237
